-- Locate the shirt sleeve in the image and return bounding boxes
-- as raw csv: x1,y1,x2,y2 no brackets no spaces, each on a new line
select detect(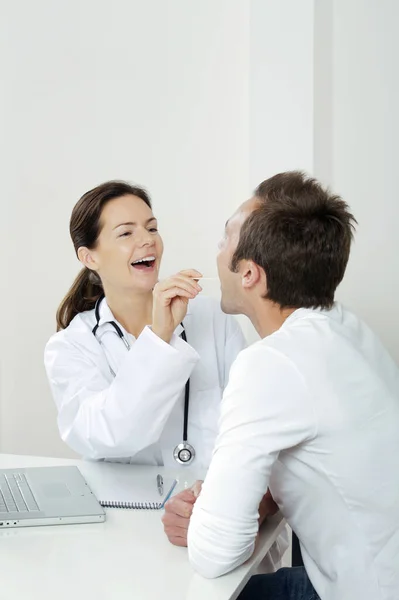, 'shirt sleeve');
44,326,199,459
187,344,316,578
